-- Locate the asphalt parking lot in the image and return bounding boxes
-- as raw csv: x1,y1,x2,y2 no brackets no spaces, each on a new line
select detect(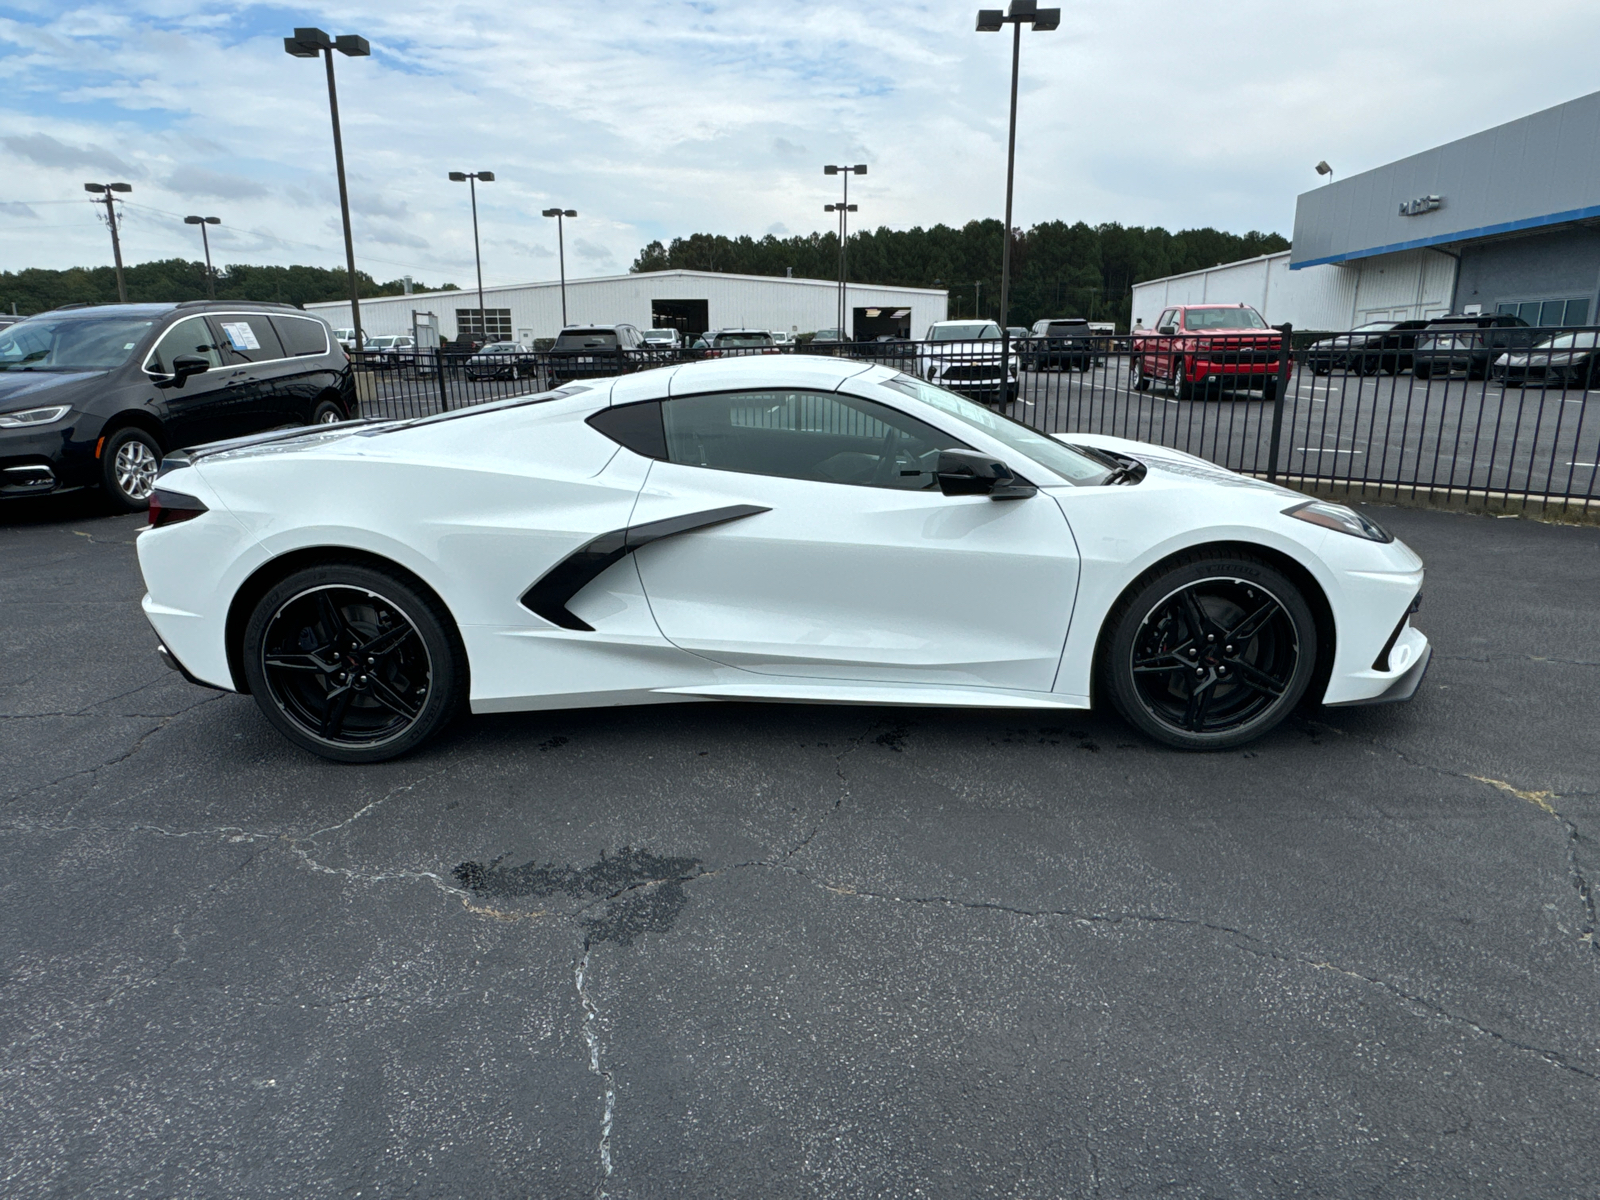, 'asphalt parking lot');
2,494,1597,1198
